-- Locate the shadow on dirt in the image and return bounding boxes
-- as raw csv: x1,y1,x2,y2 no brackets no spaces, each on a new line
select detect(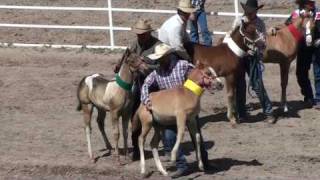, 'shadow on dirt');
199,100,309,126
188,158,263,176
